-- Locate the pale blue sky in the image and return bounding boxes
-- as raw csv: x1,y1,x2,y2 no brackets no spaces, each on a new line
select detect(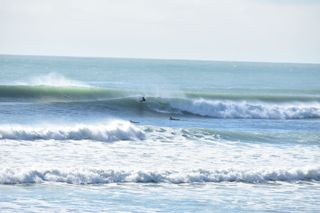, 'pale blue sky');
0,0,319,63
